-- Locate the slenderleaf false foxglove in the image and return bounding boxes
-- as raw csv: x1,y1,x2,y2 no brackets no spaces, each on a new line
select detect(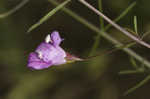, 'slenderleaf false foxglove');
27,31,82,70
